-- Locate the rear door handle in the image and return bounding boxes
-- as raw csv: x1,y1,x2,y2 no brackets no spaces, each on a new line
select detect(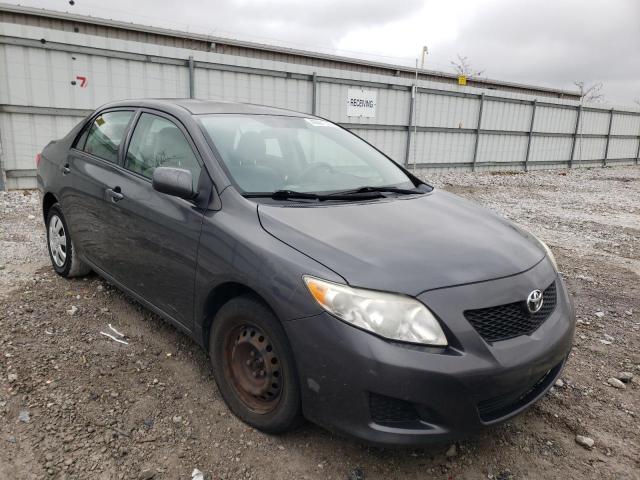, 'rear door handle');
106,187,124,203
62,163,70,175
